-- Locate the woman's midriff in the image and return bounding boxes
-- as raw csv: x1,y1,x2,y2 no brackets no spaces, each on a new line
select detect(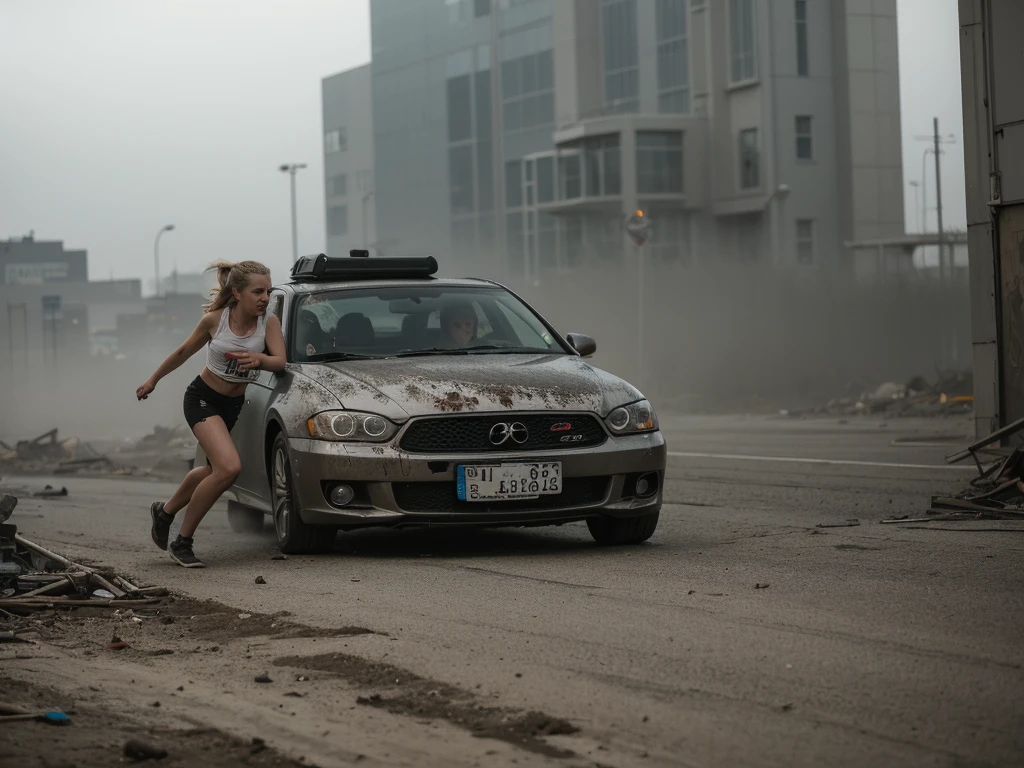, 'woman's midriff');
200,367,249,398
